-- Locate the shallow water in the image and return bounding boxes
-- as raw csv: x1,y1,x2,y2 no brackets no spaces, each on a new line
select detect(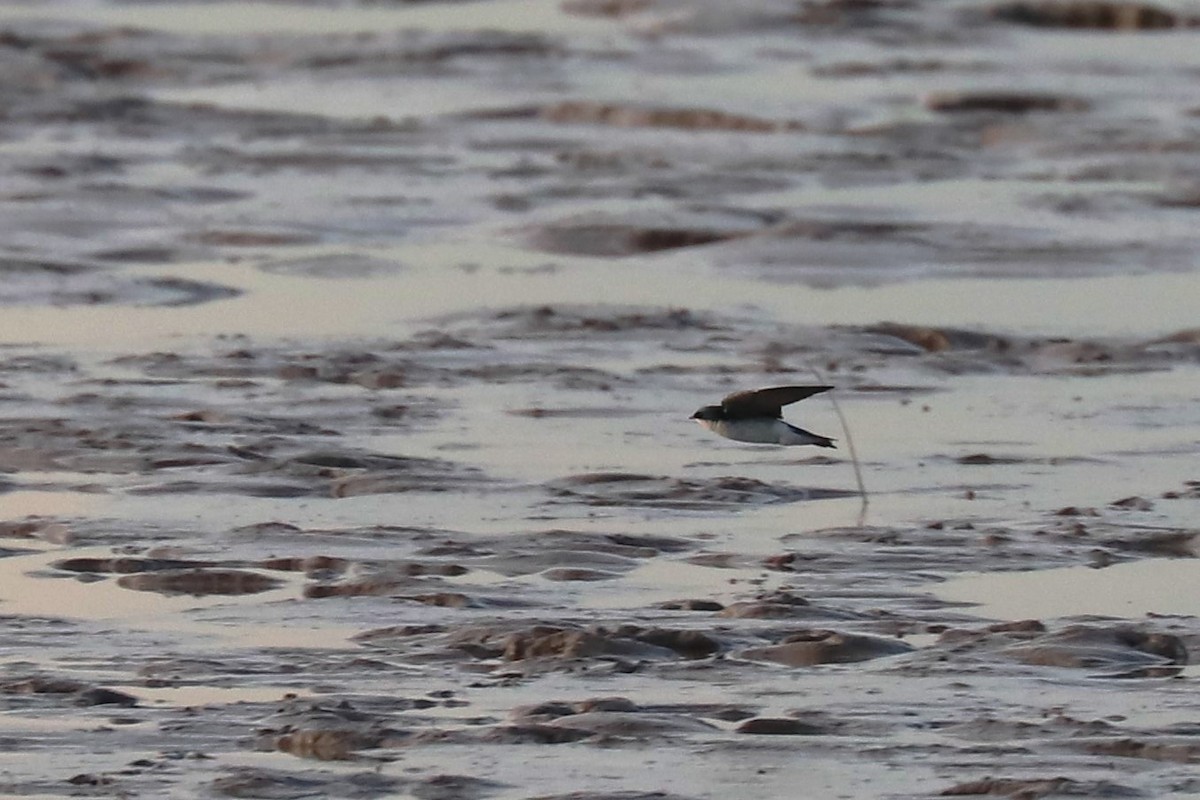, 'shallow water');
0,0,615,36
1,251,1199,348
2,0,1200,797
938,557,1200,620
